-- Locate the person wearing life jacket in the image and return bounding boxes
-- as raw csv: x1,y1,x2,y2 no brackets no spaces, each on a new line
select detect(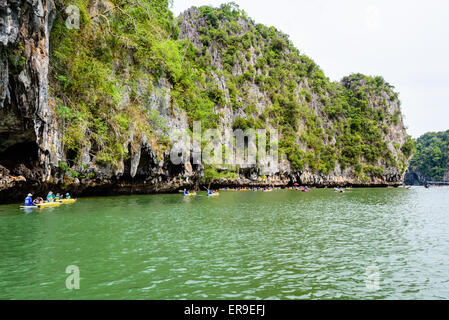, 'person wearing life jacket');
65,193,71,199
24,194,35,207
208,189,212,196
33,197,44,205
184,189,189,195
46,191,55,202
